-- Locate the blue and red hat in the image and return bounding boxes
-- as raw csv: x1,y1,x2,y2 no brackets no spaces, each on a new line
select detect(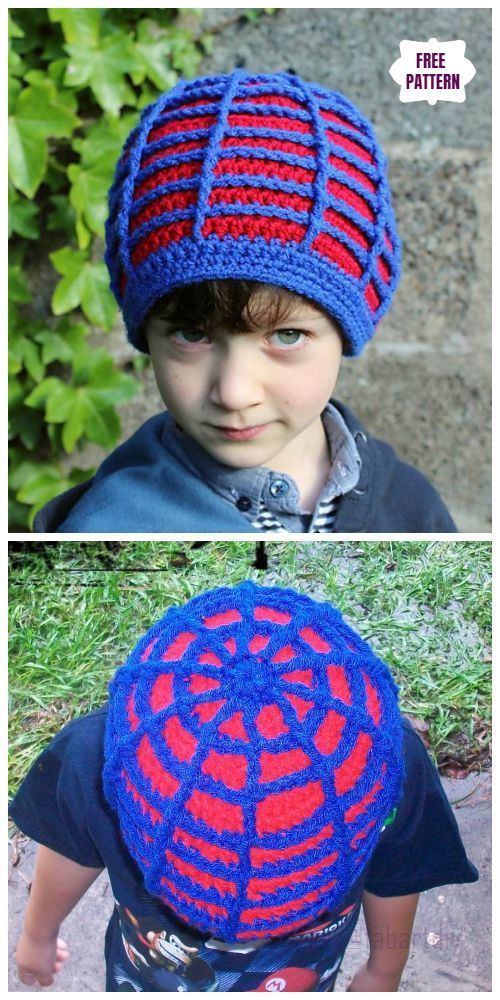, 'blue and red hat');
105,70,401,356
103,581,404,942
